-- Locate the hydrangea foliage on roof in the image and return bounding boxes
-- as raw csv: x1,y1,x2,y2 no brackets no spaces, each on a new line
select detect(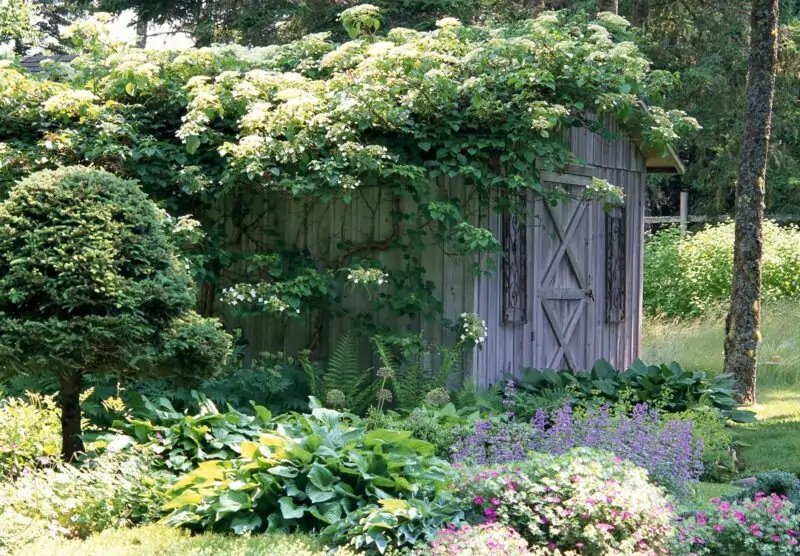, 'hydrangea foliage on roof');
0,8,698,336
